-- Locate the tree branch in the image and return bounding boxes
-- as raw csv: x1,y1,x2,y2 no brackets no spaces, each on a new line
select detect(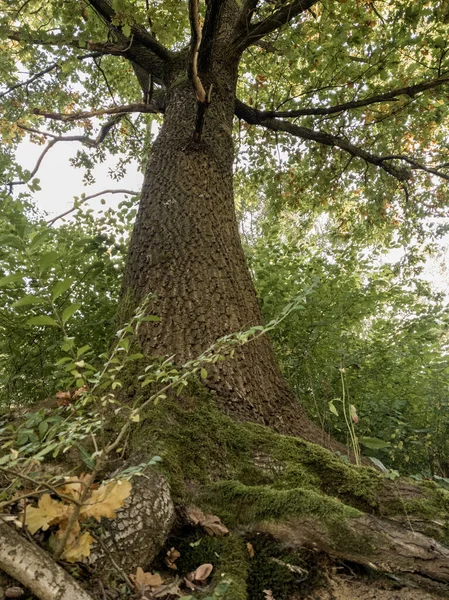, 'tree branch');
31,98,165,122
198,0,225,72
9,117,124,189
46,189,139,226
235,0,320,50
0,519,95,600
86,0,171,61
235,99,412,181
253,73,449,118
